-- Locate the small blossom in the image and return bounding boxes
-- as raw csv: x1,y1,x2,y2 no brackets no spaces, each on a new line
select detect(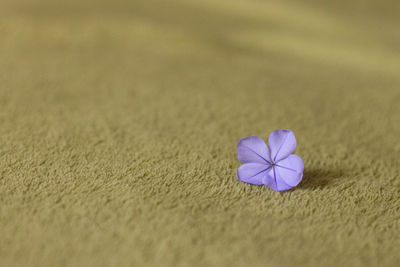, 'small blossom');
237,129,304,191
